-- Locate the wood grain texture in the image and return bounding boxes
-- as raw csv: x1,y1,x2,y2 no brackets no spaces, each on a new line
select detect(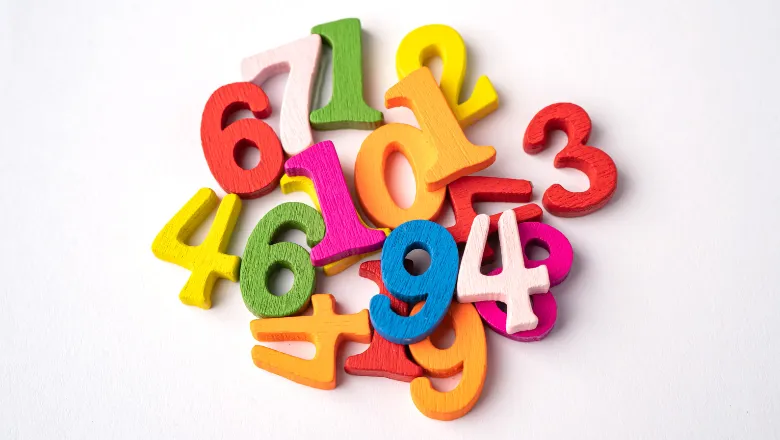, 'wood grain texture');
250,294,372,390
385,67,495,191
279,174,390,276
280,174,323,209
200,82,284,199
409,301,487,421
456,210,550,333
240,202,325,318
447,176,543,262
516,221,574,286
396,24,498,128
354,67,495,227
371,220,458,344
475,221,573,341
523,103,618,217
310,18,383,130
475,269,558,342
354,122,447,229
151,188,241,309
241,35,321,155
284,140,386,266
344,260,424,382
